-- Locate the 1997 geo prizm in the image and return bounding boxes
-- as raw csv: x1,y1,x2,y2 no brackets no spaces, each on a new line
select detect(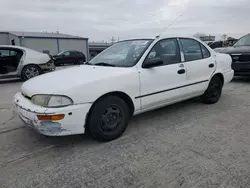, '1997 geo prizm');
13,35,234,142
